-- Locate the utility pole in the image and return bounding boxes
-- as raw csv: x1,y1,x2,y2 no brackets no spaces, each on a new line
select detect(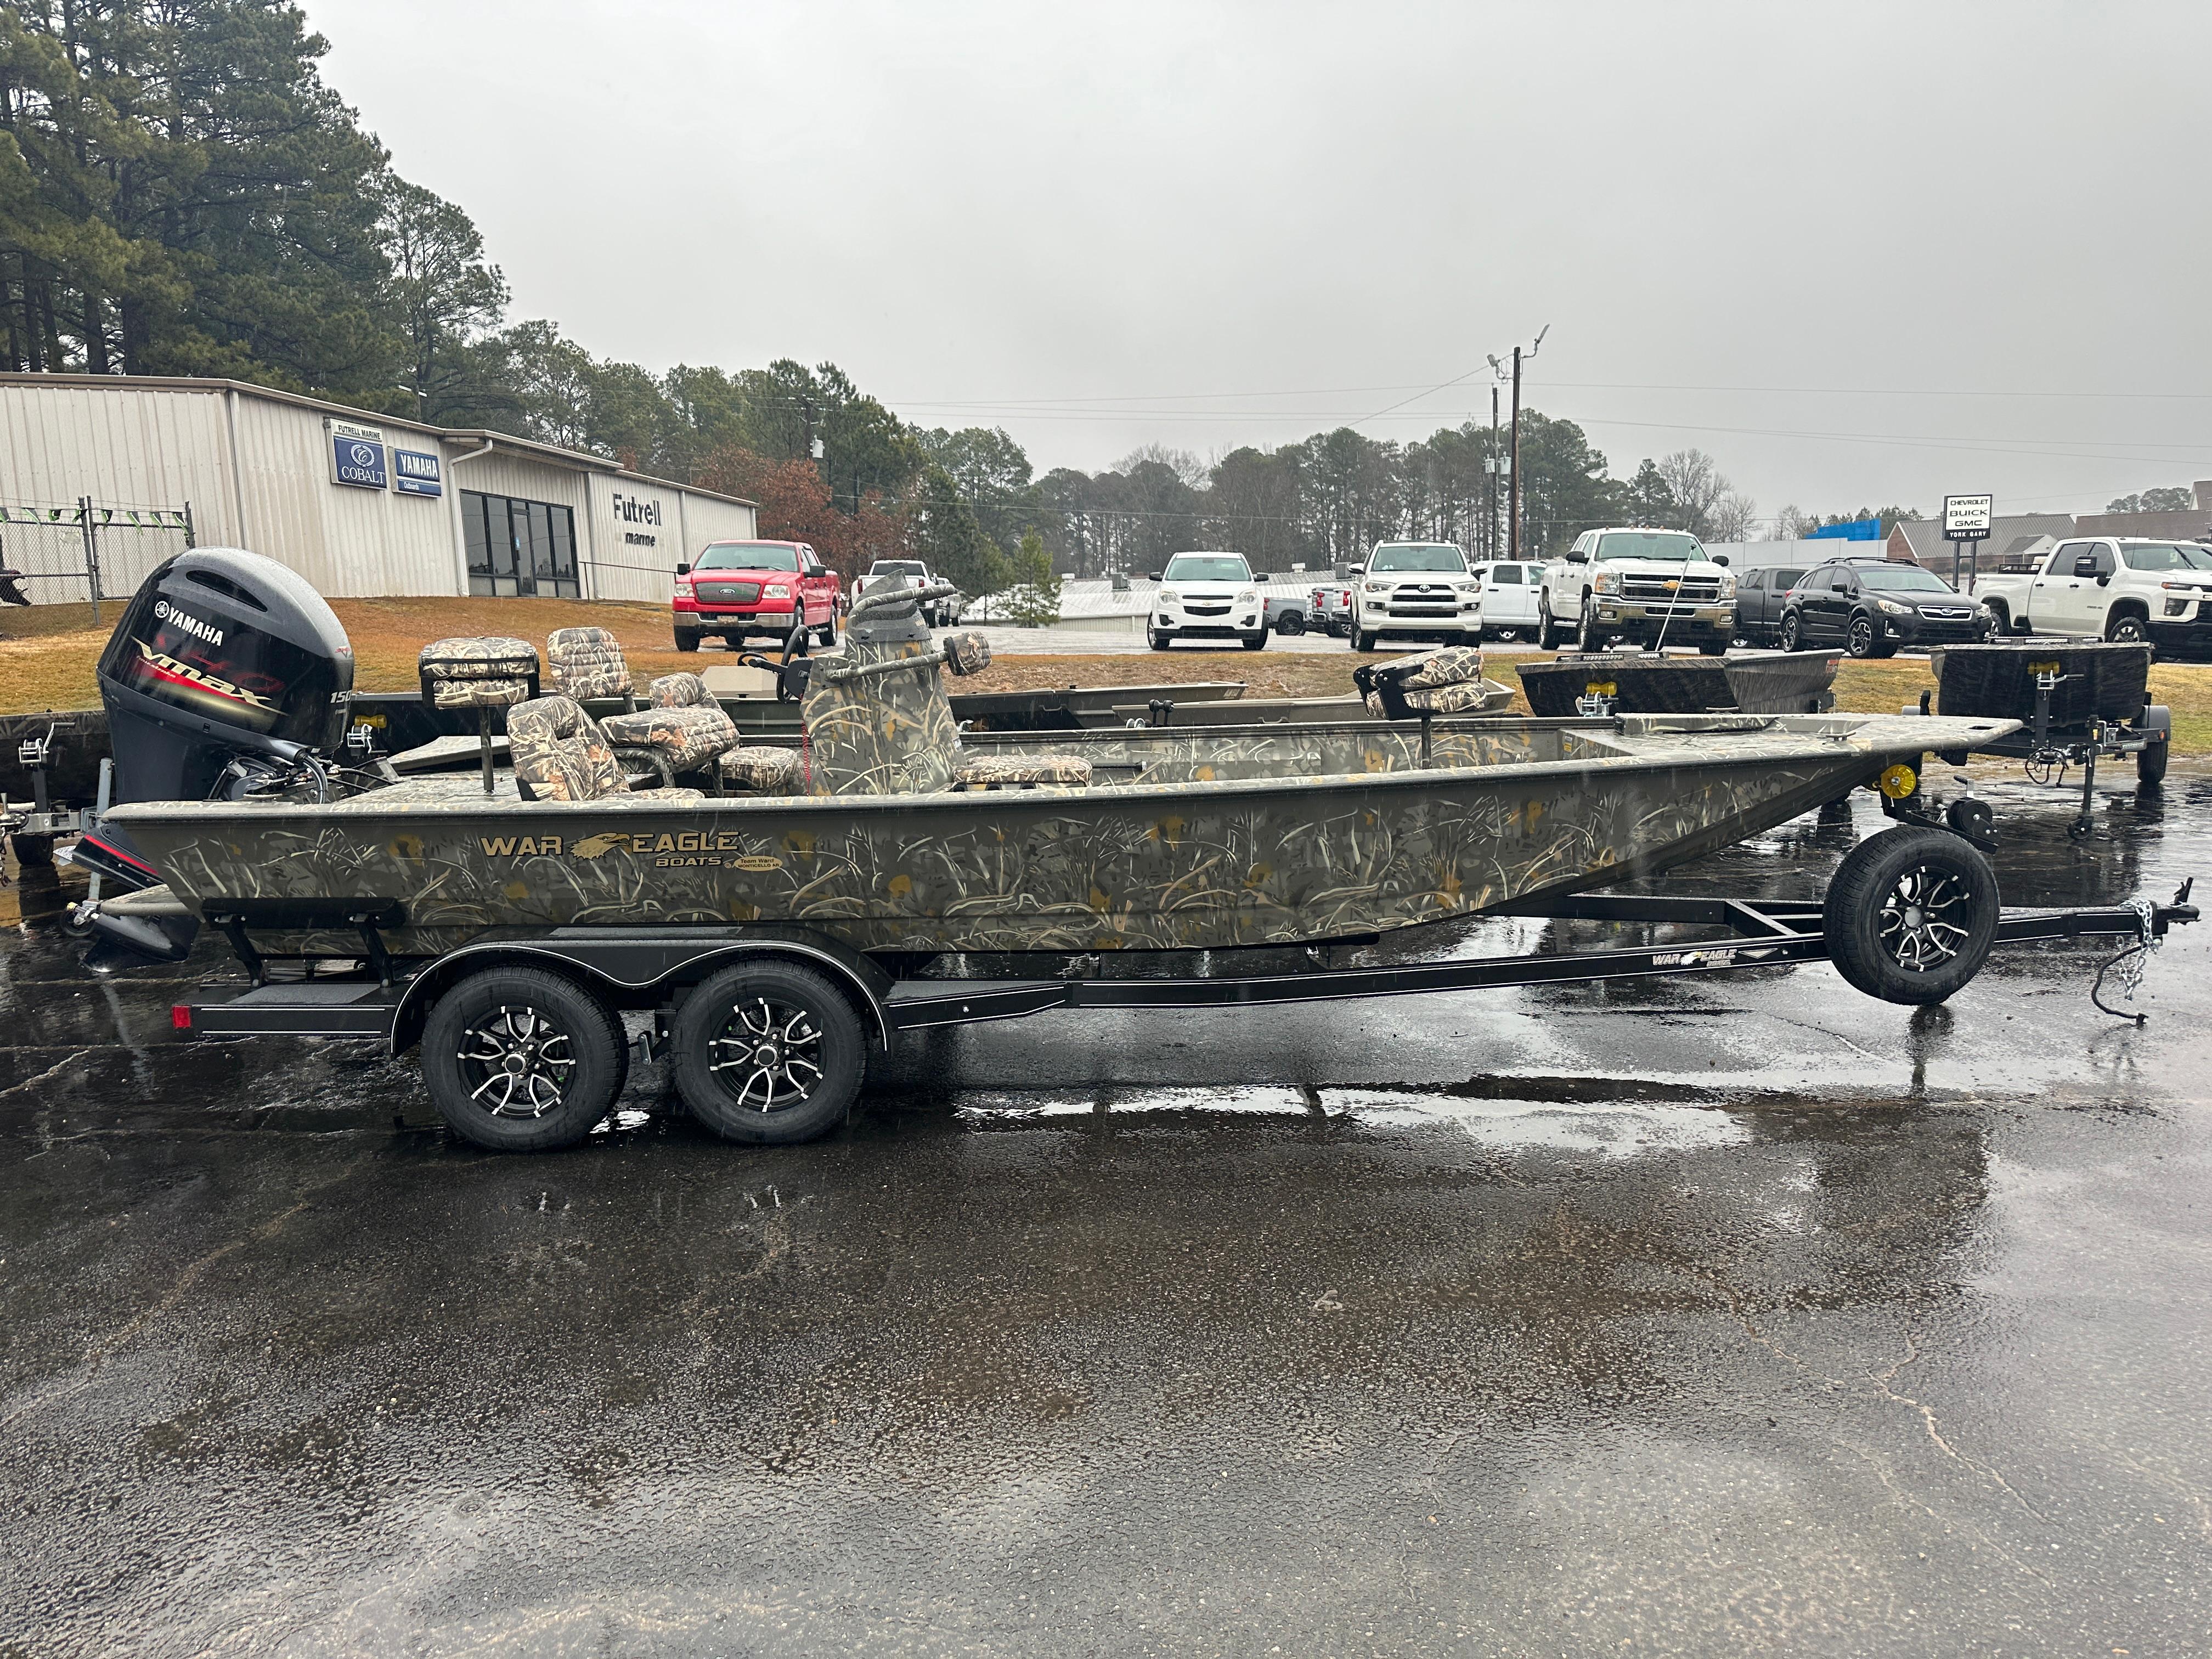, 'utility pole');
1505,325,1549,563
1486,383,1499,562
1508,347,1522,562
